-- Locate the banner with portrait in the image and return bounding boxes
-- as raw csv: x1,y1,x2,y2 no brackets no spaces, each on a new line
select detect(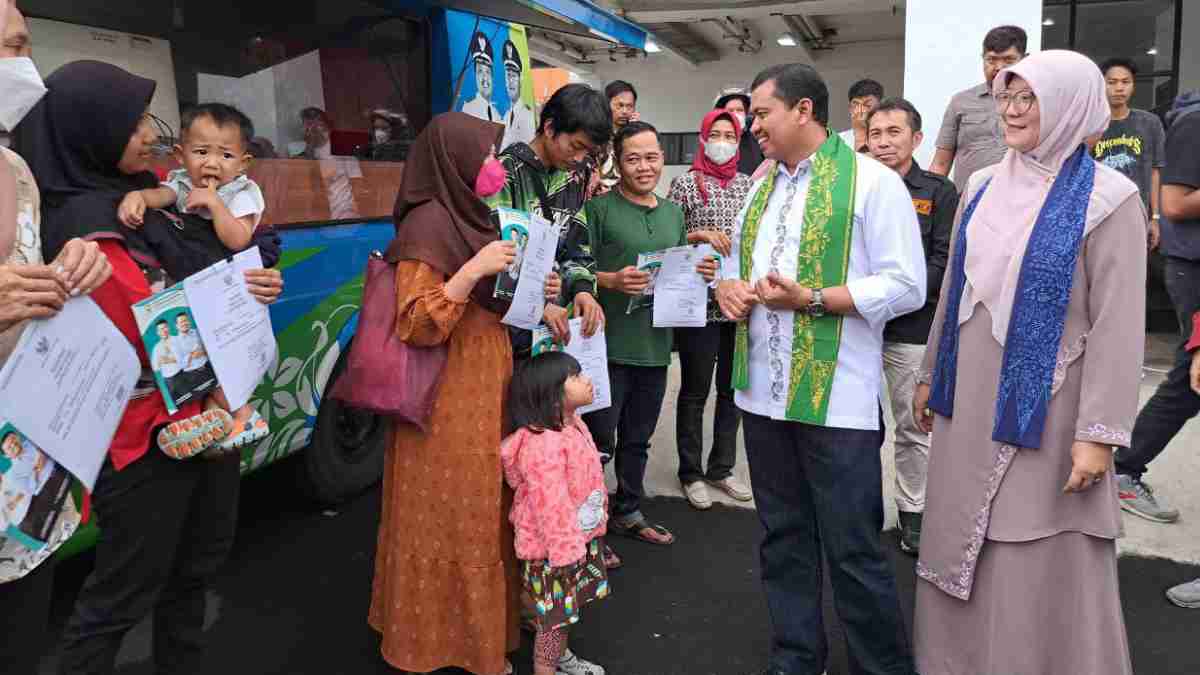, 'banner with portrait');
433,9,537,150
